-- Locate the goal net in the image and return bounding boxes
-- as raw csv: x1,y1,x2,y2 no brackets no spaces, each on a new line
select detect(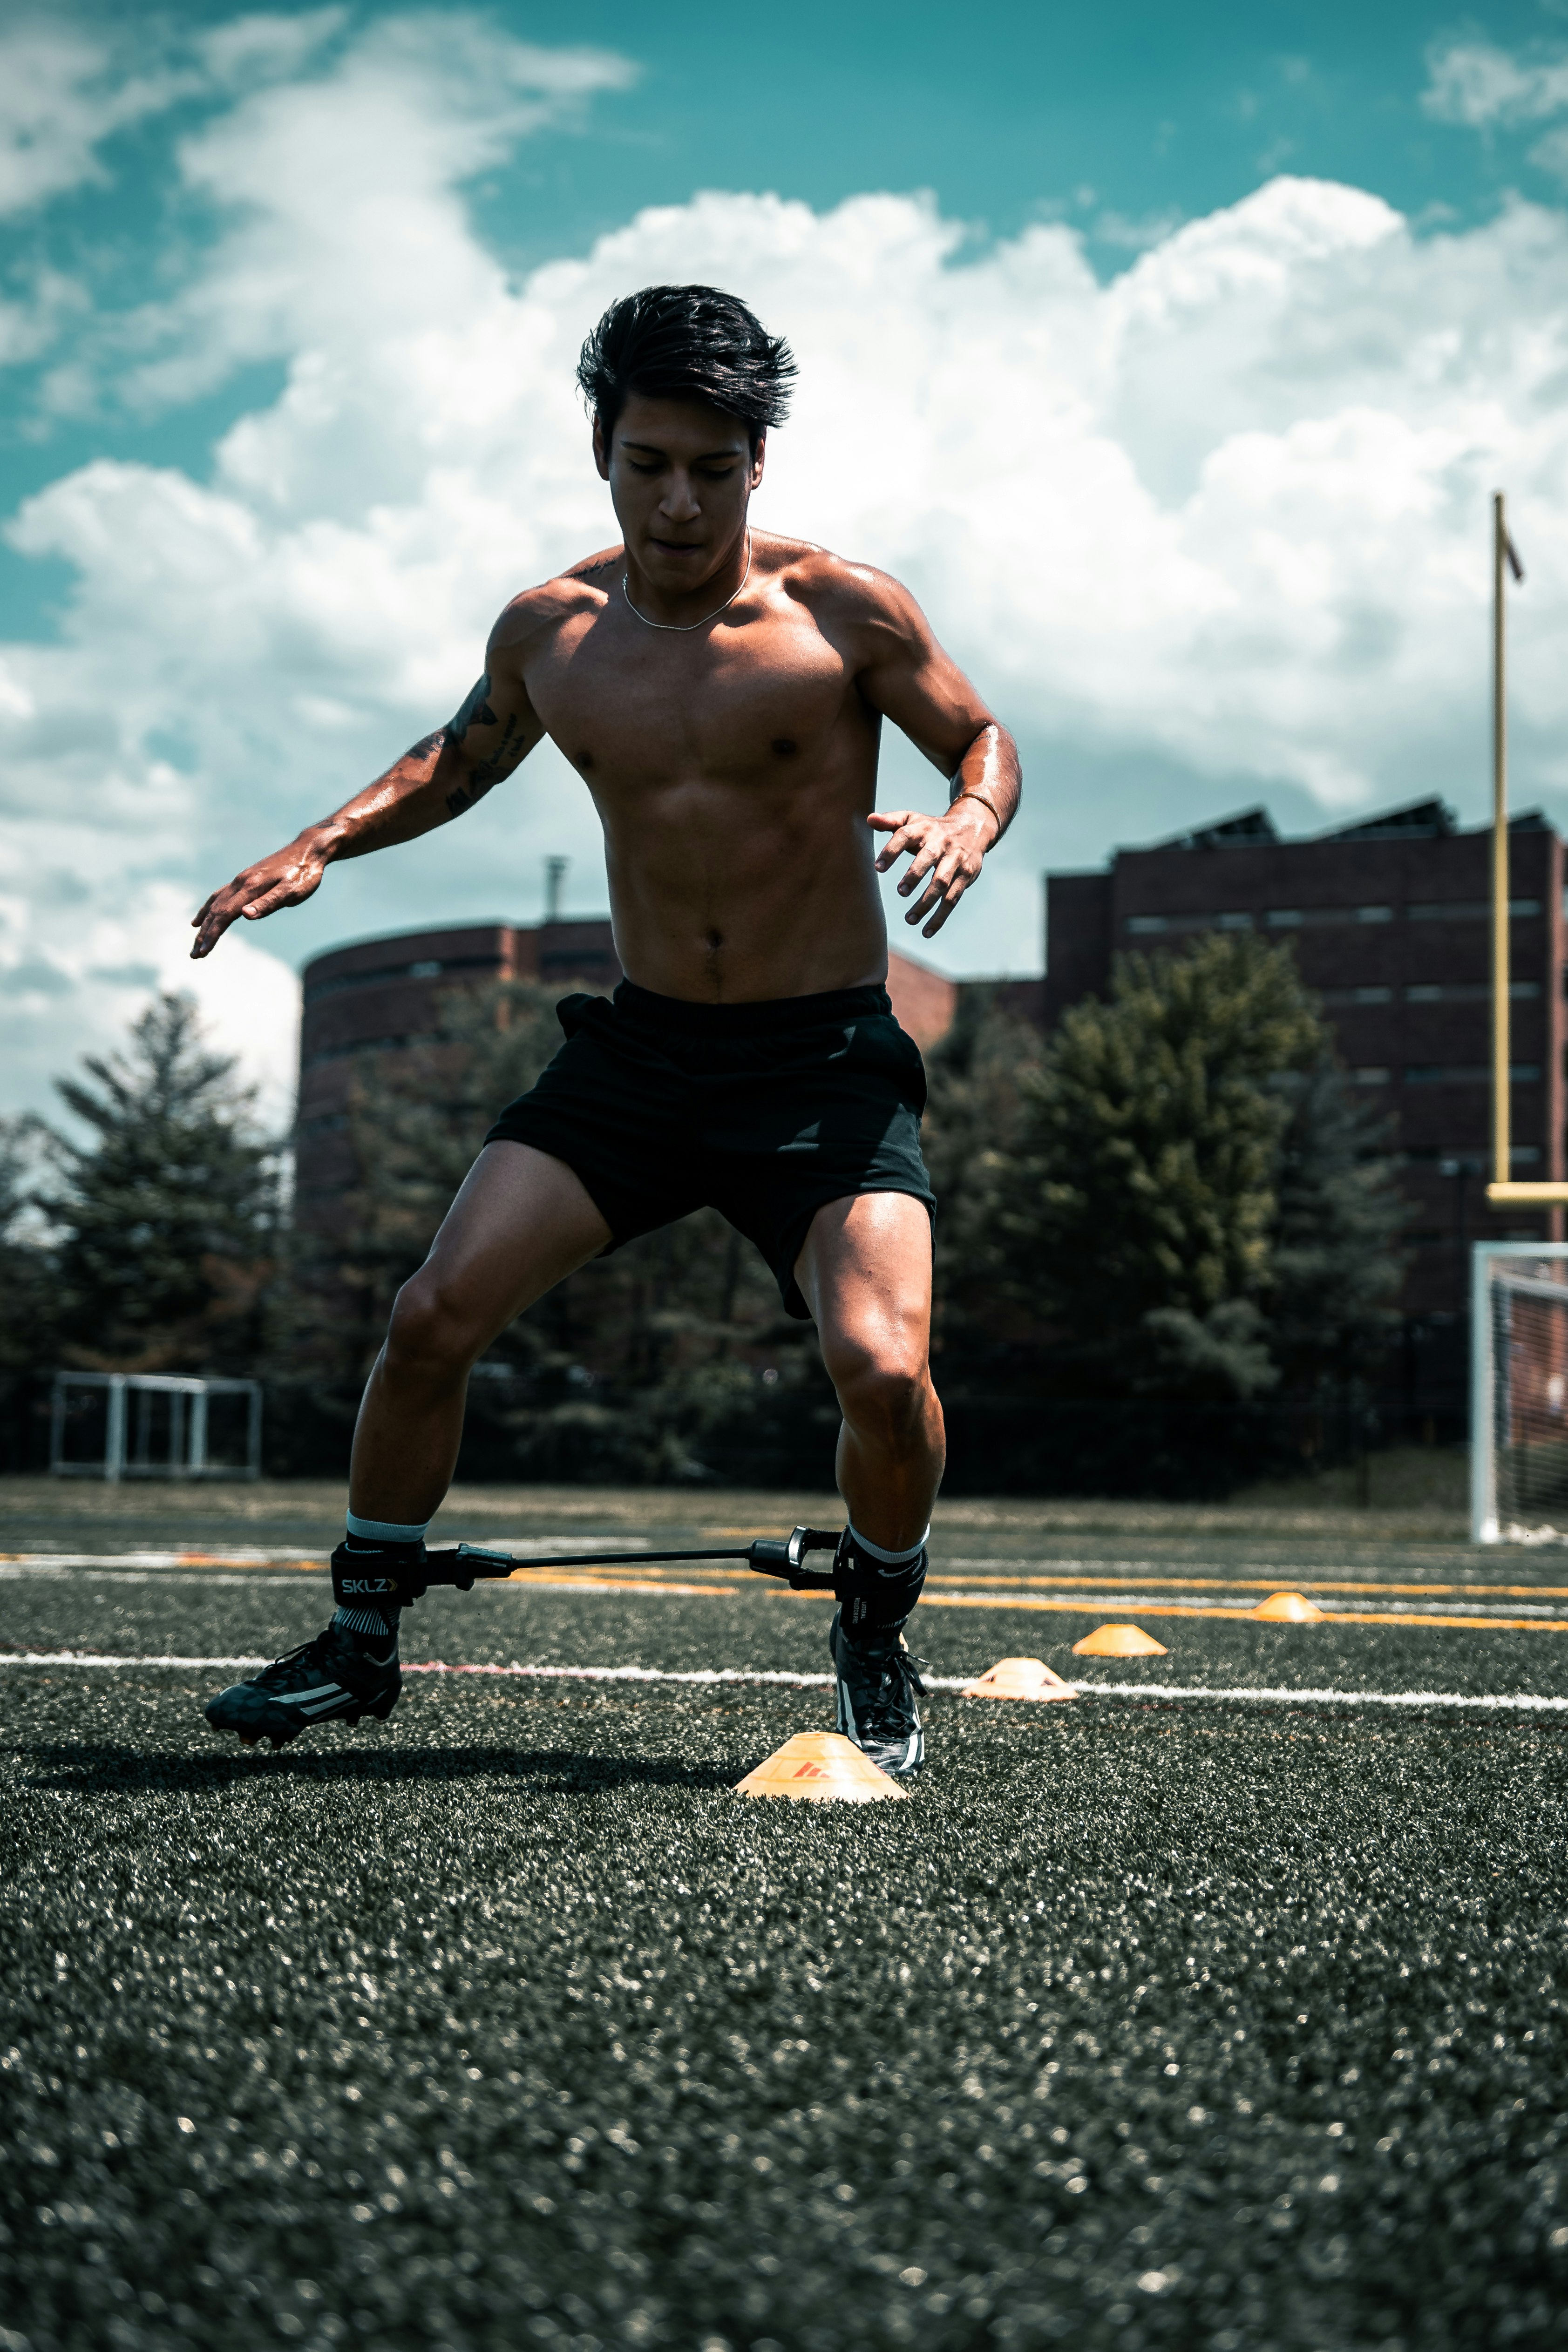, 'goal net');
1473,1244,1568,1542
